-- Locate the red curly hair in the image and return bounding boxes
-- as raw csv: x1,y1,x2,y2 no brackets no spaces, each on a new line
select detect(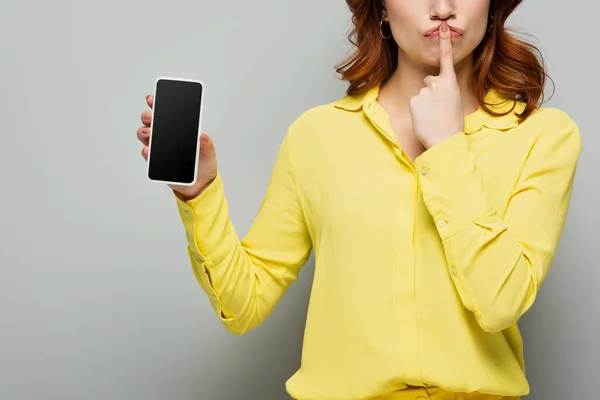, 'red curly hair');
335,0,548,120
